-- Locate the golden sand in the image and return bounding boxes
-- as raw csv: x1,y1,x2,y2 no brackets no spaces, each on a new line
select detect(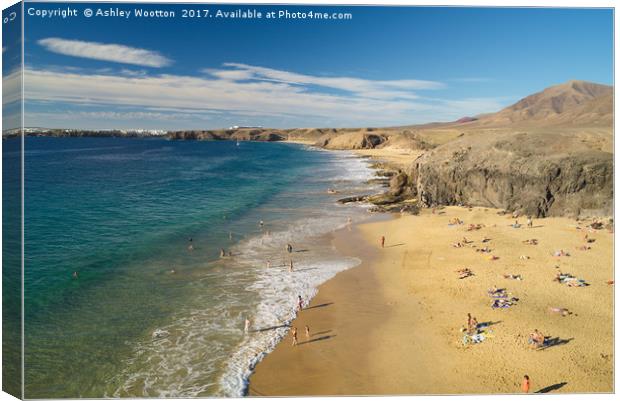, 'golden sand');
249,207,613,395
